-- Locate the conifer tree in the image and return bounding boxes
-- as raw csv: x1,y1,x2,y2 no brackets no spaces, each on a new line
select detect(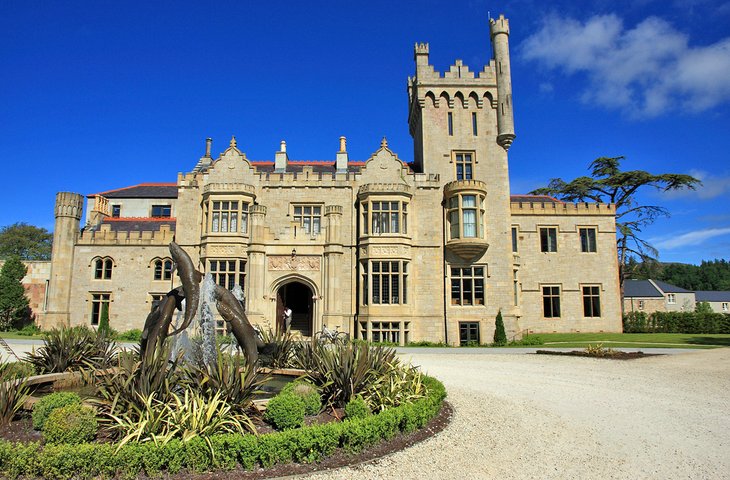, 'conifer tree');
0,256,31,330
493,309,507,346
